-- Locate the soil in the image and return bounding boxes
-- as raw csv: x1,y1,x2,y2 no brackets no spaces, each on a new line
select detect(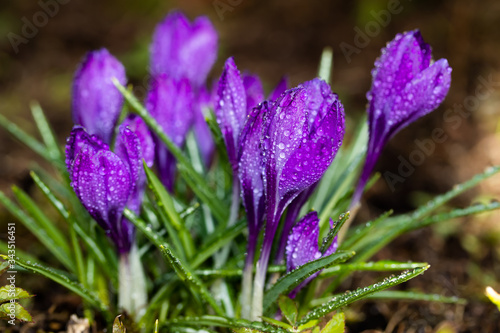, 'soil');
1,0,500,332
